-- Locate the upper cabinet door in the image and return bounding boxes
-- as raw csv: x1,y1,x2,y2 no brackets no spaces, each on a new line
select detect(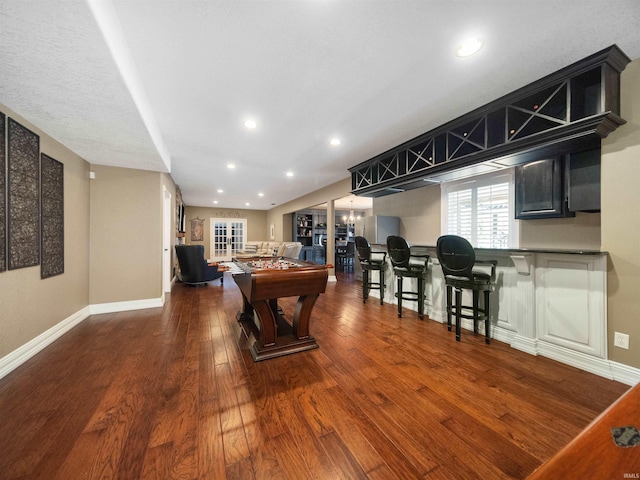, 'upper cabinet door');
515,157,574,219
567,147,601,213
